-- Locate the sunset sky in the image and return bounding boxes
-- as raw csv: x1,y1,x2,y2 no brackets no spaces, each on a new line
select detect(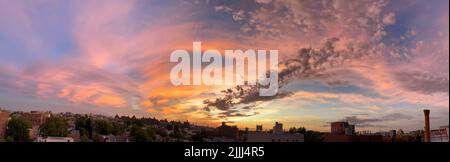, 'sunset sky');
0,0,448,132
